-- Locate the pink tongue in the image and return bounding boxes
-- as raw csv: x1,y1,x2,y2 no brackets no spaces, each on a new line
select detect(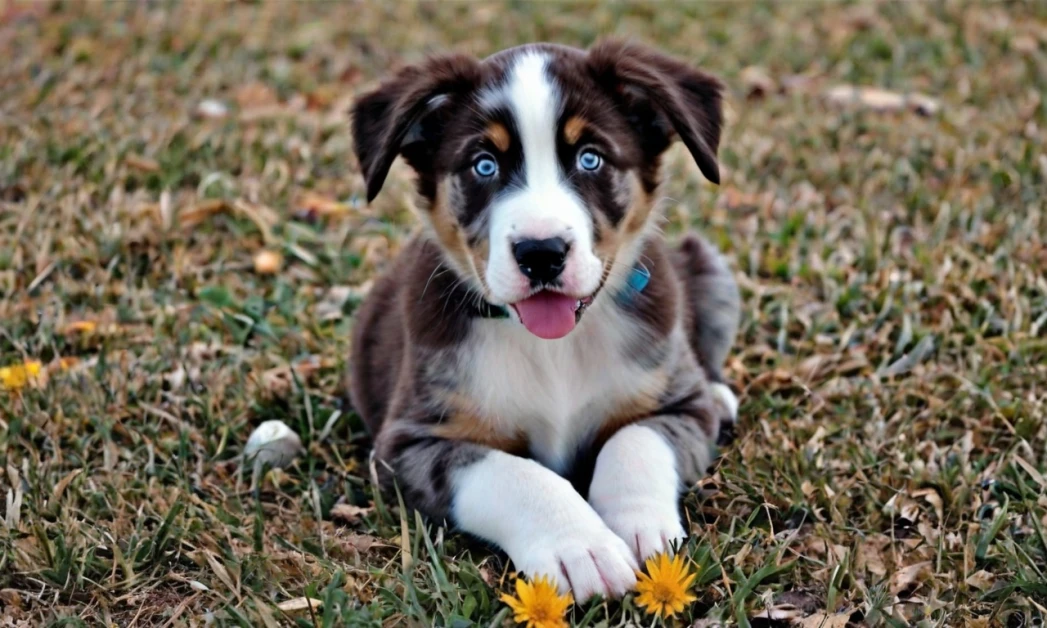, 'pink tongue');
513,291,577,339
